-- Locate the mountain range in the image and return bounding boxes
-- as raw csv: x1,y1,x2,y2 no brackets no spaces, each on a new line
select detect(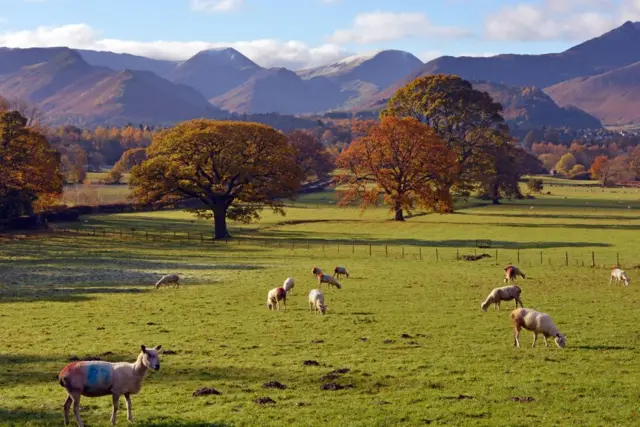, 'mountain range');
2,21,640,129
